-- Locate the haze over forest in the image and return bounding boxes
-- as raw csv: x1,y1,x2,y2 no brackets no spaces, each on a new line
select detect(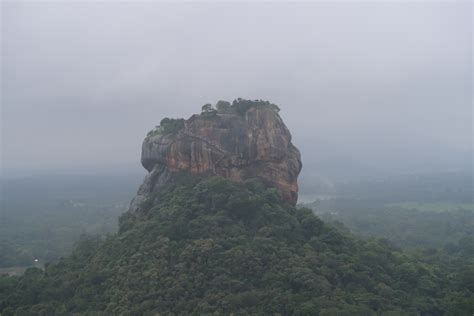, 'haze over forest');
2,1,472,180
1,2,473,314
